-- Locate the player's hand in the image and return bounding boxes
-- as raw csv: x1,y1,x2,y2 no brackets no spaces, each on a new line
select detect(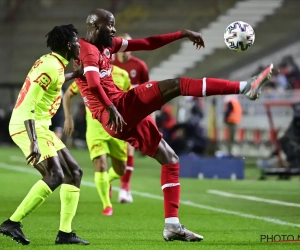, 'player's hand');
73,60,83,77
26,141,41,166
106,105,127,133
182,29,205,50
64,116,74,137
